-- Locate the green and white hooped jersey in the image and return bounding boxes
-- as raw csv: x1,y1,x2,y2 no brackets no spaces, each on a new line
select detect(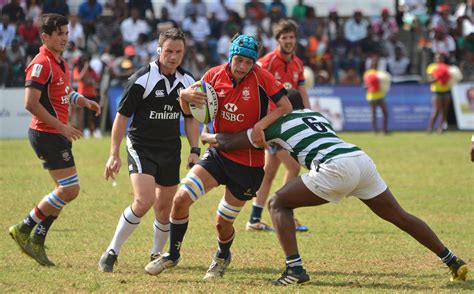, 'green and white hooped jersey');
263,110,364,169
